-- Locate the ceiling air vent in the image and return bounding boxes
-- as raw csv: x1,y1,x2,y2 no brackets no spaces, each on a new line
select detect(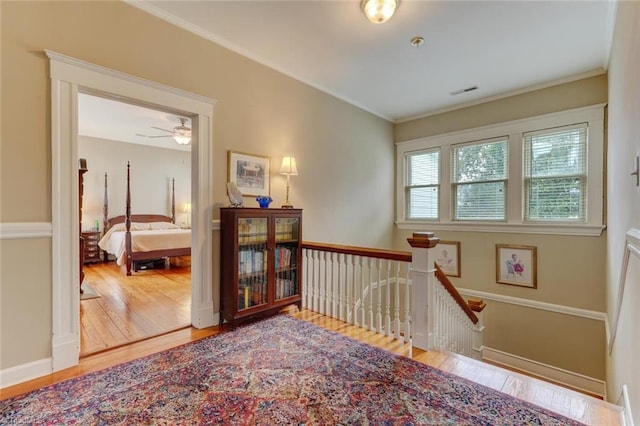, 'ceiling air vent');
450,85,478,96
